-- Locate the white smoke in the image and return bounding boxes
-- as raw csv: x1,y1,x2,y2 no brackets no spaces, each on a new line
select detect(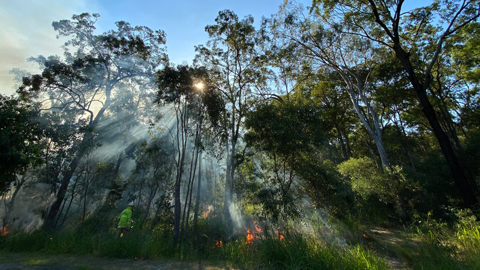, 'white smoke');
0,0,103,95
1,183,55,232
